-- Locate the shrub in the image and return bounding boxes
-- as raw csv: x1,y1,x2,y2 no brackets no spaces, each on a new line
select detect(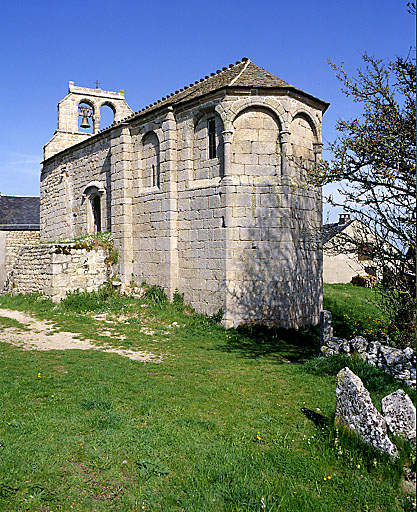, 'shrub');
143,285,168,307
59,282,125,313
